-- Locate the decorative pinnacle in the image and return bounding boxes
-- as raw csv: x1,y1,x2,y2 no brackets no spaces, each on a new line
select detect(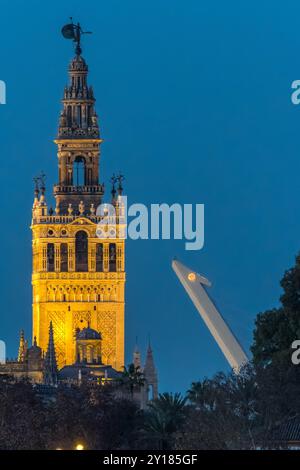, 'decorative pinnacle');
117,173,125,195
111,174,117,200
110,174,118,186
33,176,40,197
33,172,46,195
40,172,46,194
110,174,118,198
44,321,58,386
